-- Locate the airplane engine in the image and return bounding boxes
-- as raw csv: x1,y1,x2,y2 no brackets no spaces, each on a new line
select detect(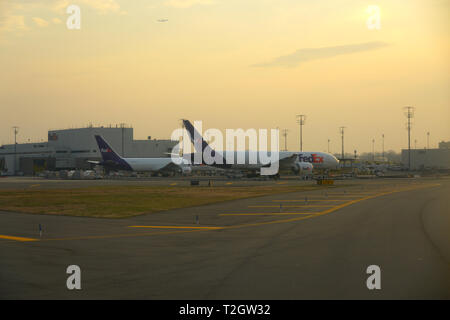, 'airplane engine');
292,162,313,175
